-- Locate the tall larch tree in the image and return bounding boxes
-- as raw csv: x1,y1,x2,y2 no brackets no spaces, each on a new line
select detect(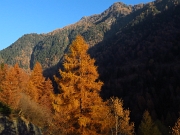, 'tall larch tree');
25,62,54,111
0,64,9,105
53,35,110,135
0,63,28,109
0,63,6,79
0,63,8,86
40,78,54,111
26,62,45,102
108,97,134,135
